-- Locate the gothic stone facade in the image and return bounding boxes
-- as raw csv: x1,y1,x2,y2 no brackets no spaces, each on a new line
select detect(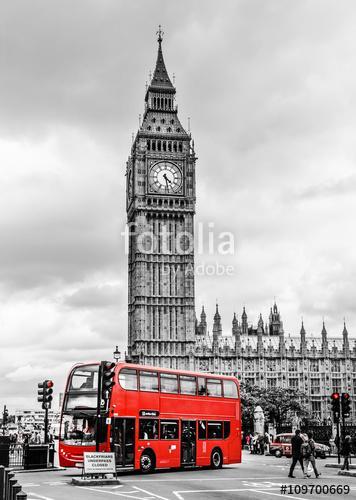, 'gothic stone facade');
195,303,356,423
126,33,356,423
